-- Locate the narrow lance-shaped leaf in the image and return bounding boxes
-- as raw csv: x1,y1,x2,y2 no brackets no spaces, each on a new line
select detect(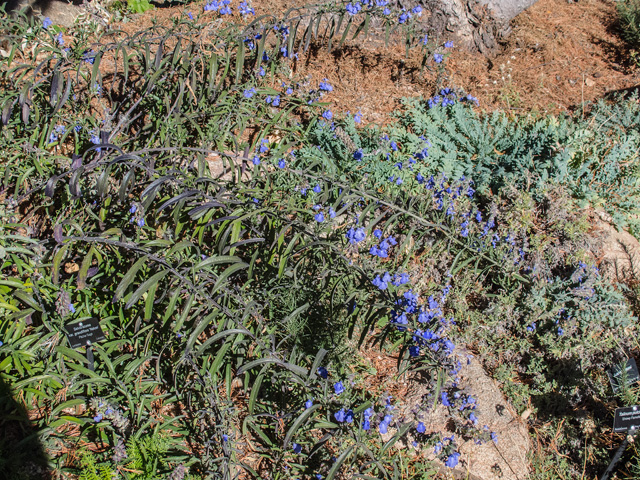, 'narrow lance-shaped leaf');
283,404,321,449
113,256,148,302
125,270,169,309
